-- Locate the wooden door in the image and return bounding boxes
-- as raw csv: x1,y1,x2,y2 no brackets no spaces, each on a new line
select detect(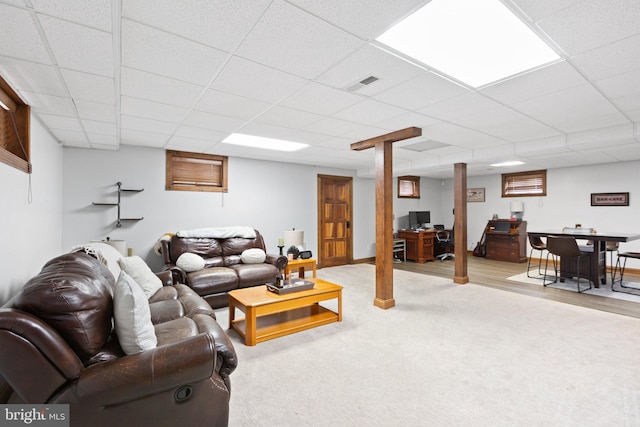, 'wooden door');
317,175,352,268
